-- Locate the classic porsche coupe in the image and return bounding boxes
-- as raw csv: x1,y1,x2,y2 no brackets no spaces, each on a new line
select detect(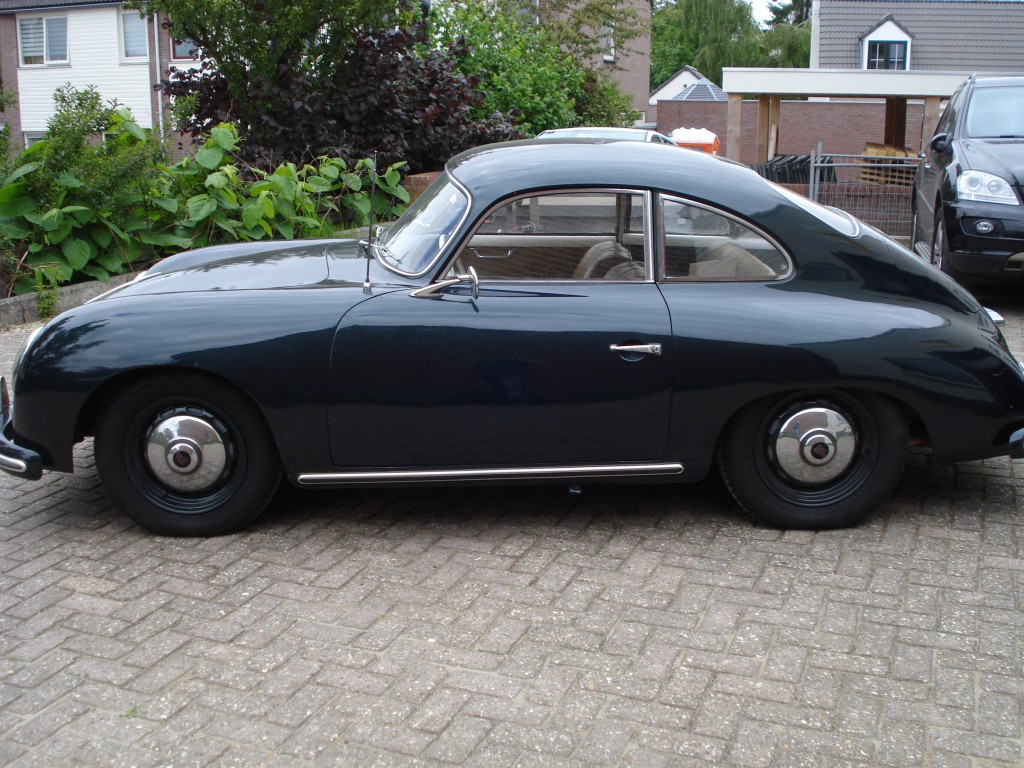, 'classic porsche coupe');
4,139,1024,536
